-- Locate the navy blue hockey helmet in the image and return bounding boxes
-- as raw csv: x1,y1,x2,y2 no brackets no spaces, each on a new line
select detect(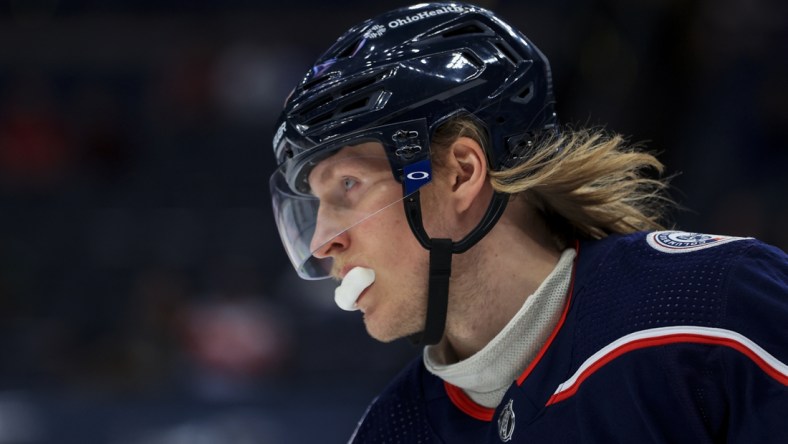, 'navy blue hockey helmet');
271,2,558,280
271,3,557,343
